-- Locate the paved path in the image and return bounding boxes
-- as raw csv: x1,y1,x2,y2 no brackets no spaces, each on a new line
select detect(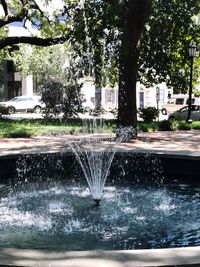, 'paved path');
0,130,199,158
